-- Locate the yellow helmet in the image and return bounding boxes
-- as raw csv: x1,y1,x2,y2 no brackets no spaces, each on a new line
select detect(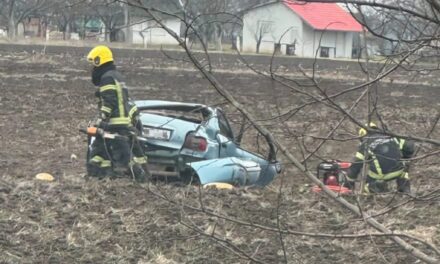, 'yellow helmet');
87,45,113,67
358,122,378,137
